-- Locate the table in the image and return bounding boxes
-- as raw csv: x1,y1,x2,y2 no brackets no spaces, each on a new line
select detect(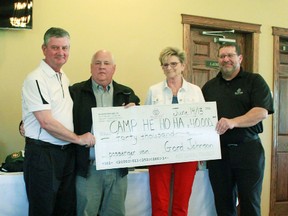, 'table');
0,169,216,216
0,172,28,216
